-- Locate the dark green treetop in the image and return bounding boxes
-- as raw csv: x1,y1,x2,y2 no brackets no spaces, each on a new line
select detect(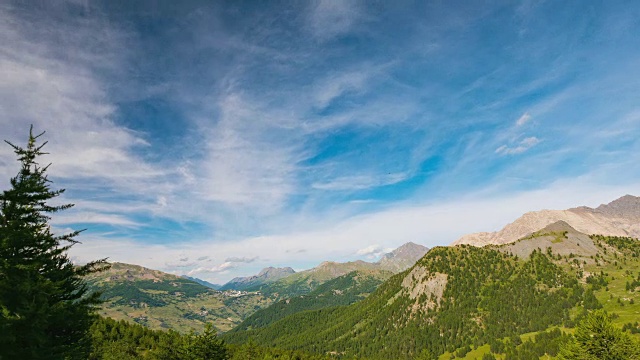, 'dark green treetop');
0,127,108,359
559,309,640,360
